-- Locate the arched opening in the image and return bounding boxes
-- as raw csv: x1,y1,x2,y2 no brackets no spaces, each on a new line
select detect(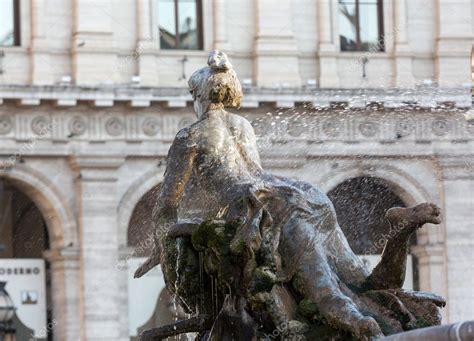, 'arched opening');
327,176,418,289
126,183,188,340
0,178,53,340
127,184,160,257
